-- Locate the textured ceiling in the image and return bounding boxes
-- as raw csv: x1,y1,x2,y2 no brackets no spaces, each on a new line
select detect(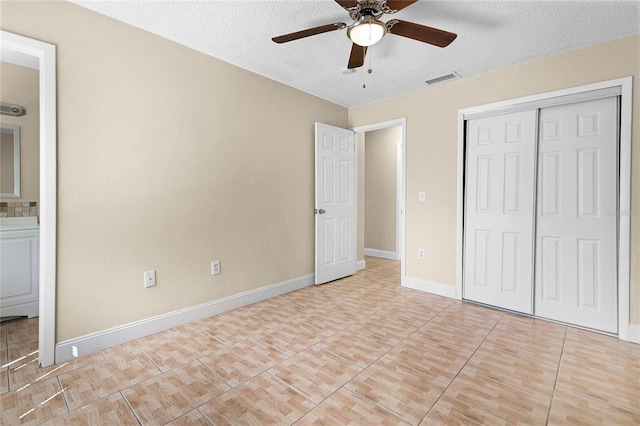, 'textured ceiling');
71,0,640,108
